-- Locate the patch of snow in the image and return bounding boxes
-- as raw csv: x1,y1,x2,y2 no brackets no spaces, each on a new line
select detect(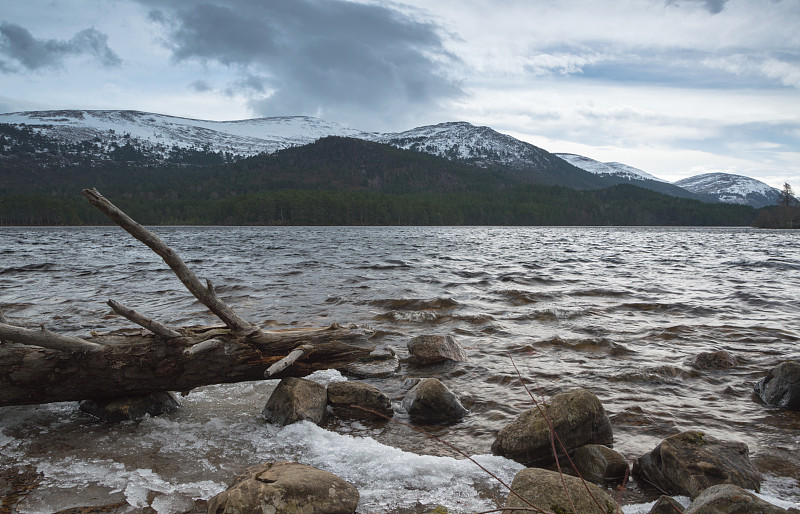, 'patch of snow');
555,153,666,182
